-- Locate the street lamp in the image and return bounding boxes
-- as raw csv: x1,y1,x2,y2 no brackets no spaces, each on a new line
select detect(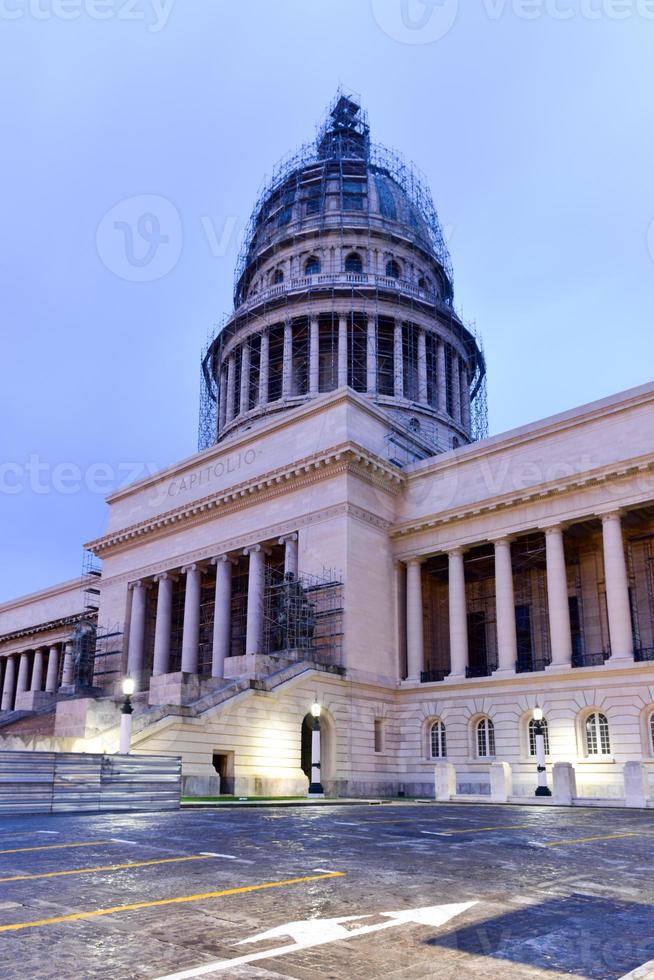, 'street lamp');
533,706,551,797
119,677,135,755
308,701,324,797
